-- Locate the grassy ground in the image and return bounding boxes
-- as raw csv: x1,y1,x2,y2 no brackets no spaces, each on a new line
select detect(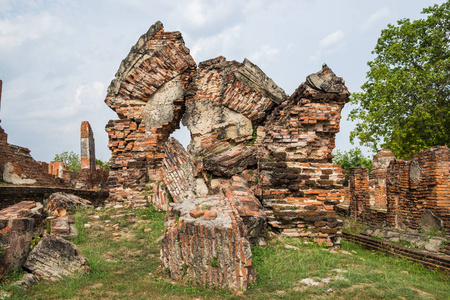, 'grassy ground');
1,205,449,299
